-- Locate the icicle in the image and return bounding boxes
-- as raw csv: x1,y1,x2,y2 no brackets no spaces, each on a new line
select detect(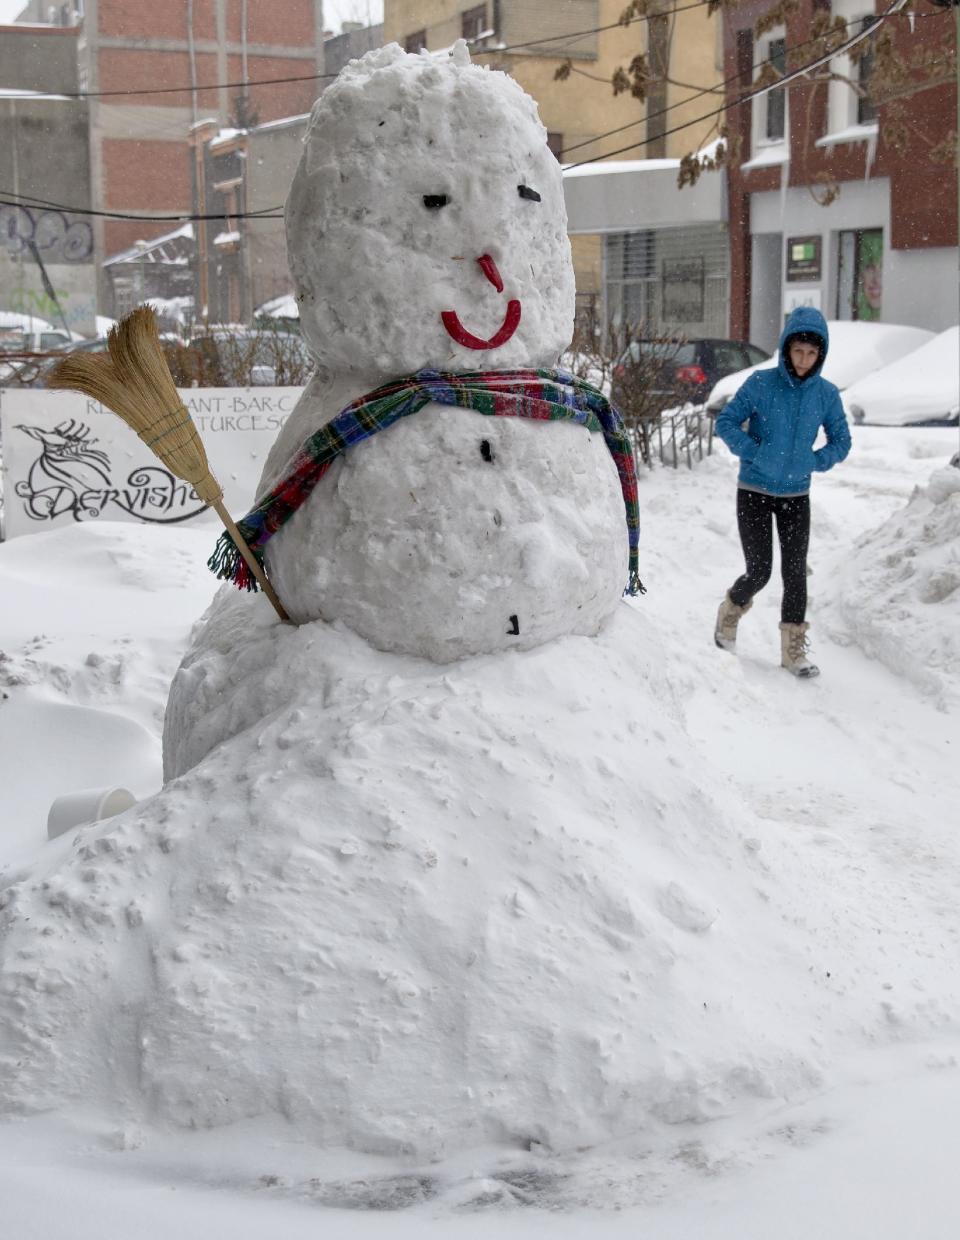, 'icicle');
907,10,915,33
864,128,878,182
